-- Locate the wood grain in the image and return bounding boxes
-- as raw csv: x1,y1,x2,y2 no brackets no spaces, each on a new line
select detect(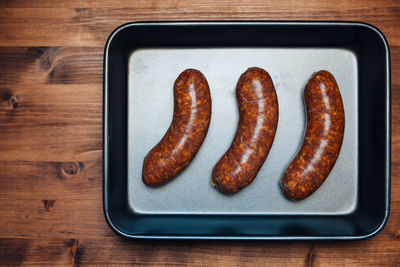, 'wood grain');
0,0,399,265
0,0,399,47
